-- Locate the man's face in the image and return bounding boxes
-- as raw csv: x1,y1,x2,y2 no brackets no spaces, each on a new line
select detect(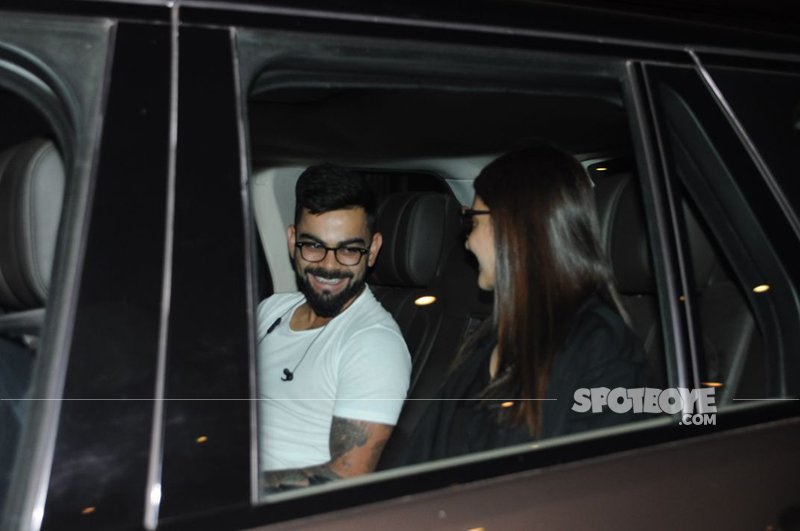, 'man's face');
288,207,382,318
